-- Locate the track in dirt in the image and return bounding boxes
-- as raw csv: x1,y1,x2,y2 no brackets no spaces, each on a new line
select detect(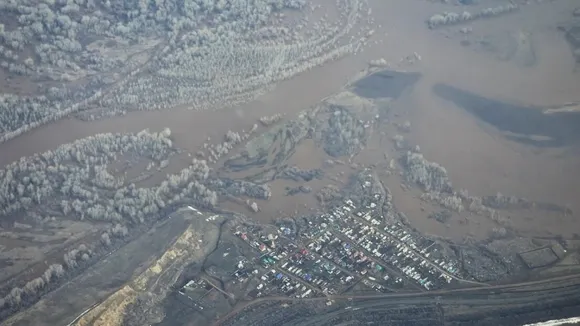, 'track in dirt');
214,273,580,325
